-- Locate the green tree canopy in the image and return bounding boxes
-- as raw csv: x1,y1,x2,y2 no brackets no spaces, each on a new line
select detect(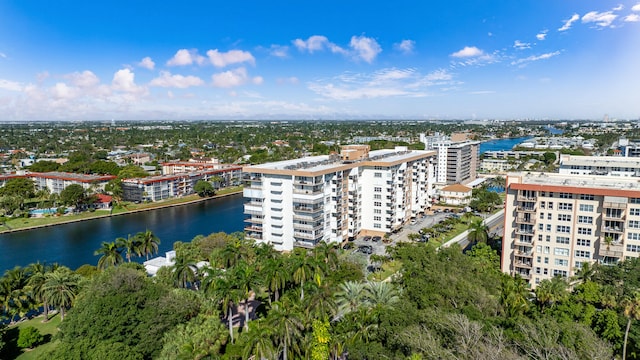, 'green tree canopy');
194,180,215,197
0,177,35,198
